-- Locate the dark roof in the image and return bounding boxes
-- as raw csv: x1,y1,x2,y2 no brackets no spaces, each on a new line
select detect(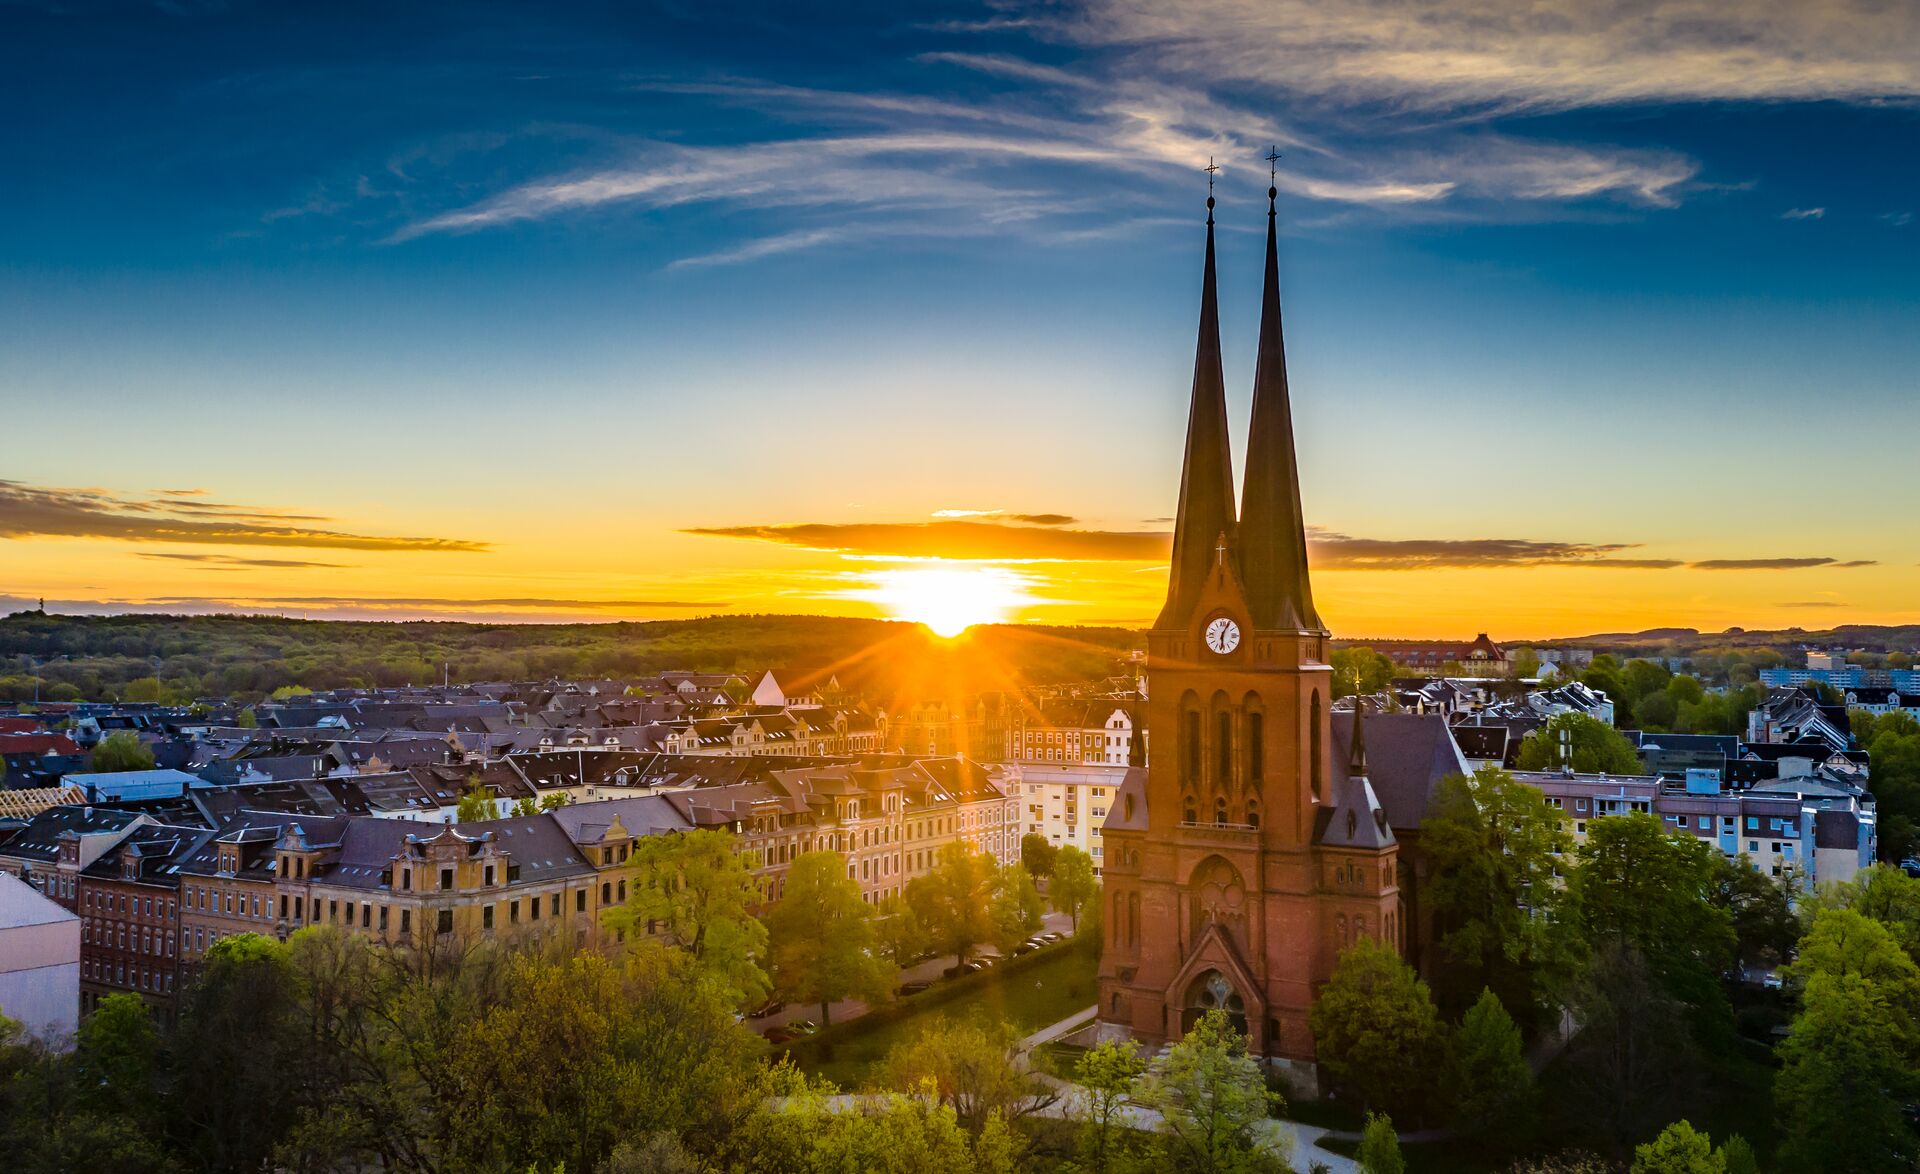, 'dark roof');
0,805,145,863
1101,767,1150,831
1330,713,1467,831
